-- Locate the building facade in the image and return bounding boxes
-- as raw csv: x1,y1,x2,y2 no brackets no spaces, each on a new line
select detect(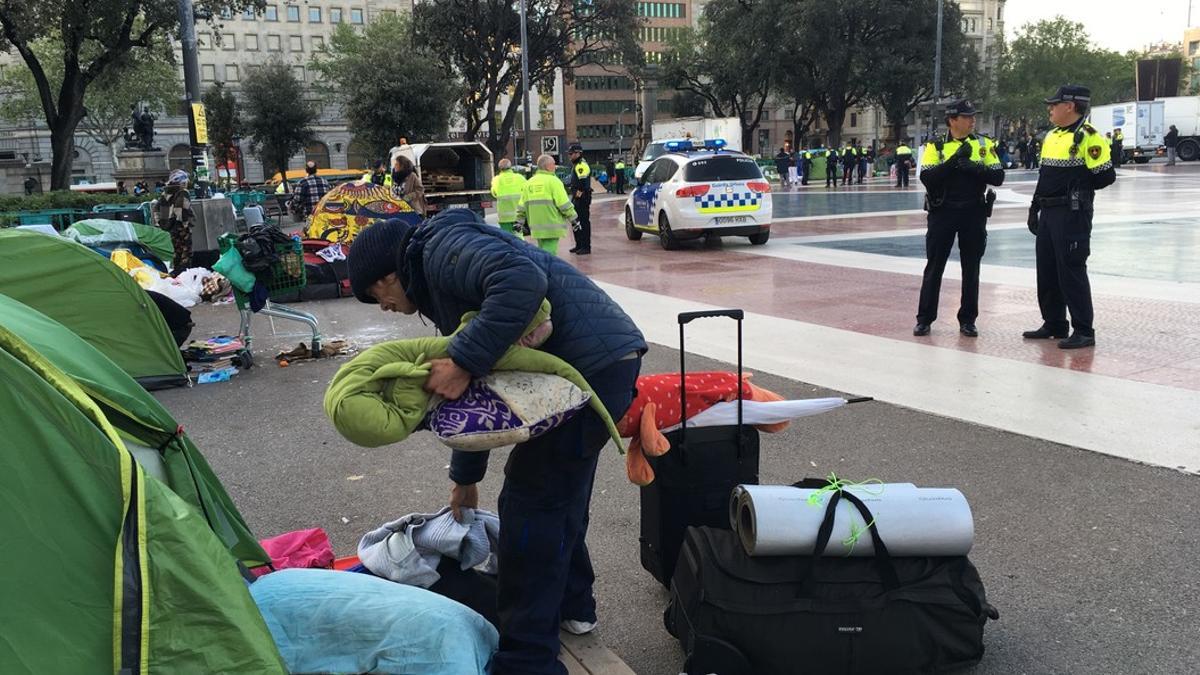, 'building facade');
1,0,420,193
